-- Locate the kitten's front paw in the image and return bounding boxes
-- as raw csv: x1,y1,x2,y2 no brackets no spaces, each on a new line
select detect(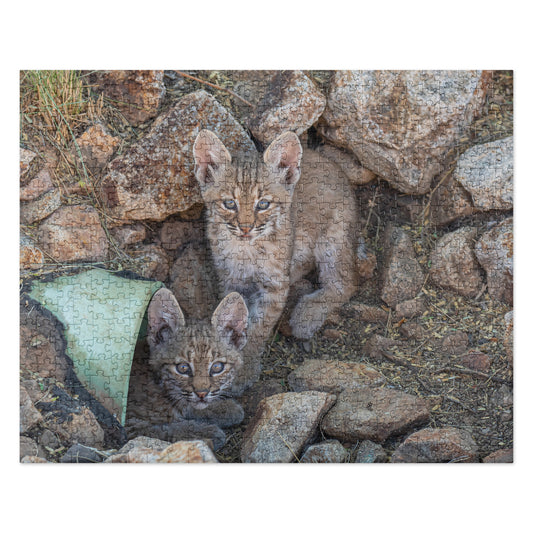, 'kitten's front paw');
289,296,327,340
